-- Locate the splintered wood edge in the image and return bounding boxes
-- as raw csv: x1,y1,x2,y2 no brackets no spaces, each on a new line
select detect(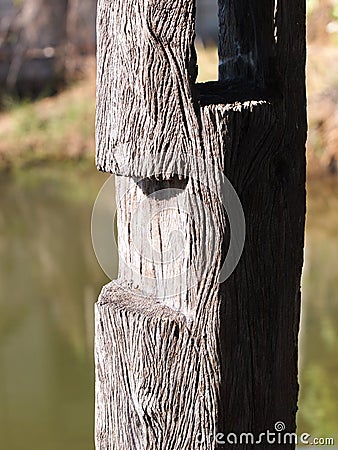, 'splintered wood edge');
96,281,188,324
